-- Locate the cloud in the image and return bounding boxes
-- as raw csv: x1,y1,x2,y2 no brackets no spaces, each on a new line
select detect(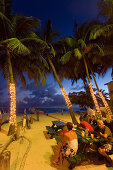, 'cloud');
15,82,66,110
70,85,84,91
41,96,54,104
